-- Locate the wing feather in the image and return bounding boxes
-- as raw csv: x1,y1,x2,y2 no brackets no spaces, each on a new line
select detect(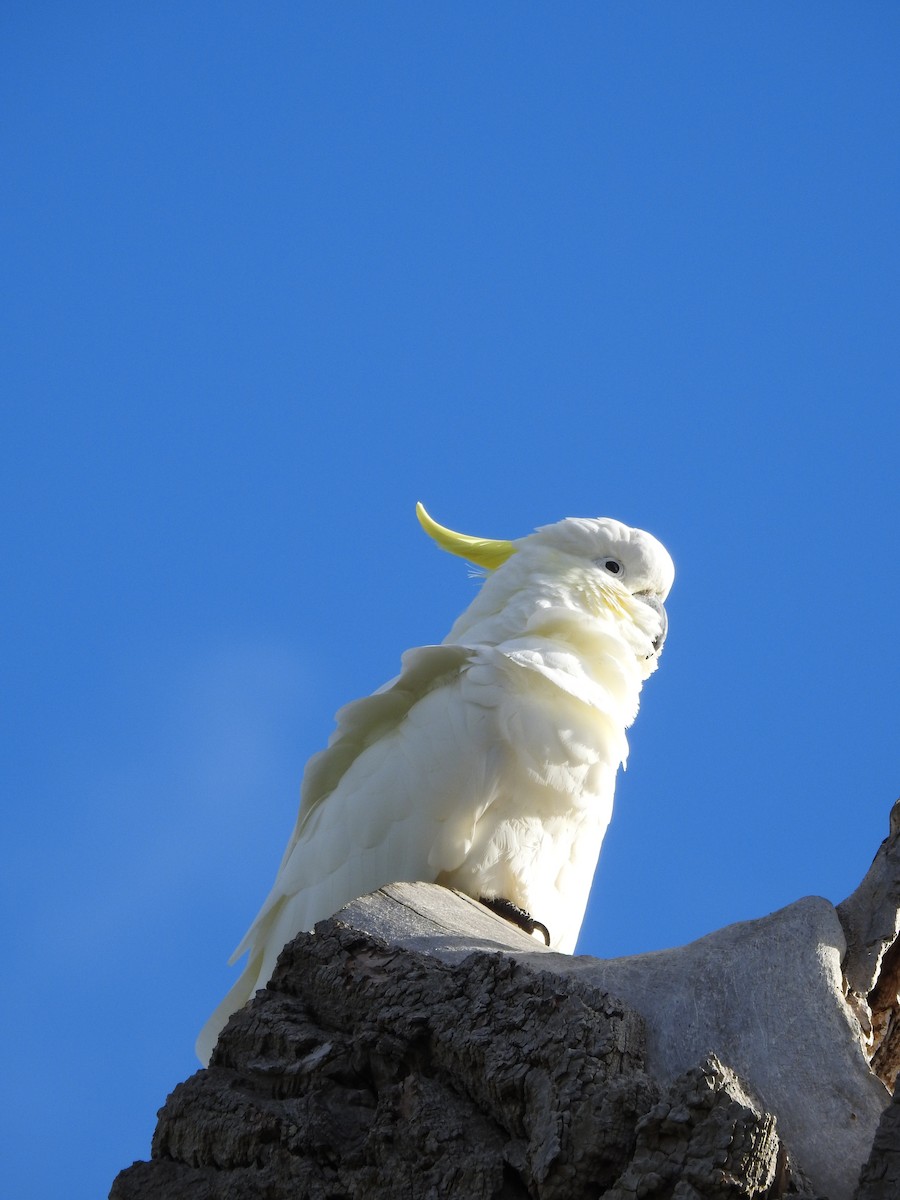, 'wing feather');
229,644,479,964
278,644,472,869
